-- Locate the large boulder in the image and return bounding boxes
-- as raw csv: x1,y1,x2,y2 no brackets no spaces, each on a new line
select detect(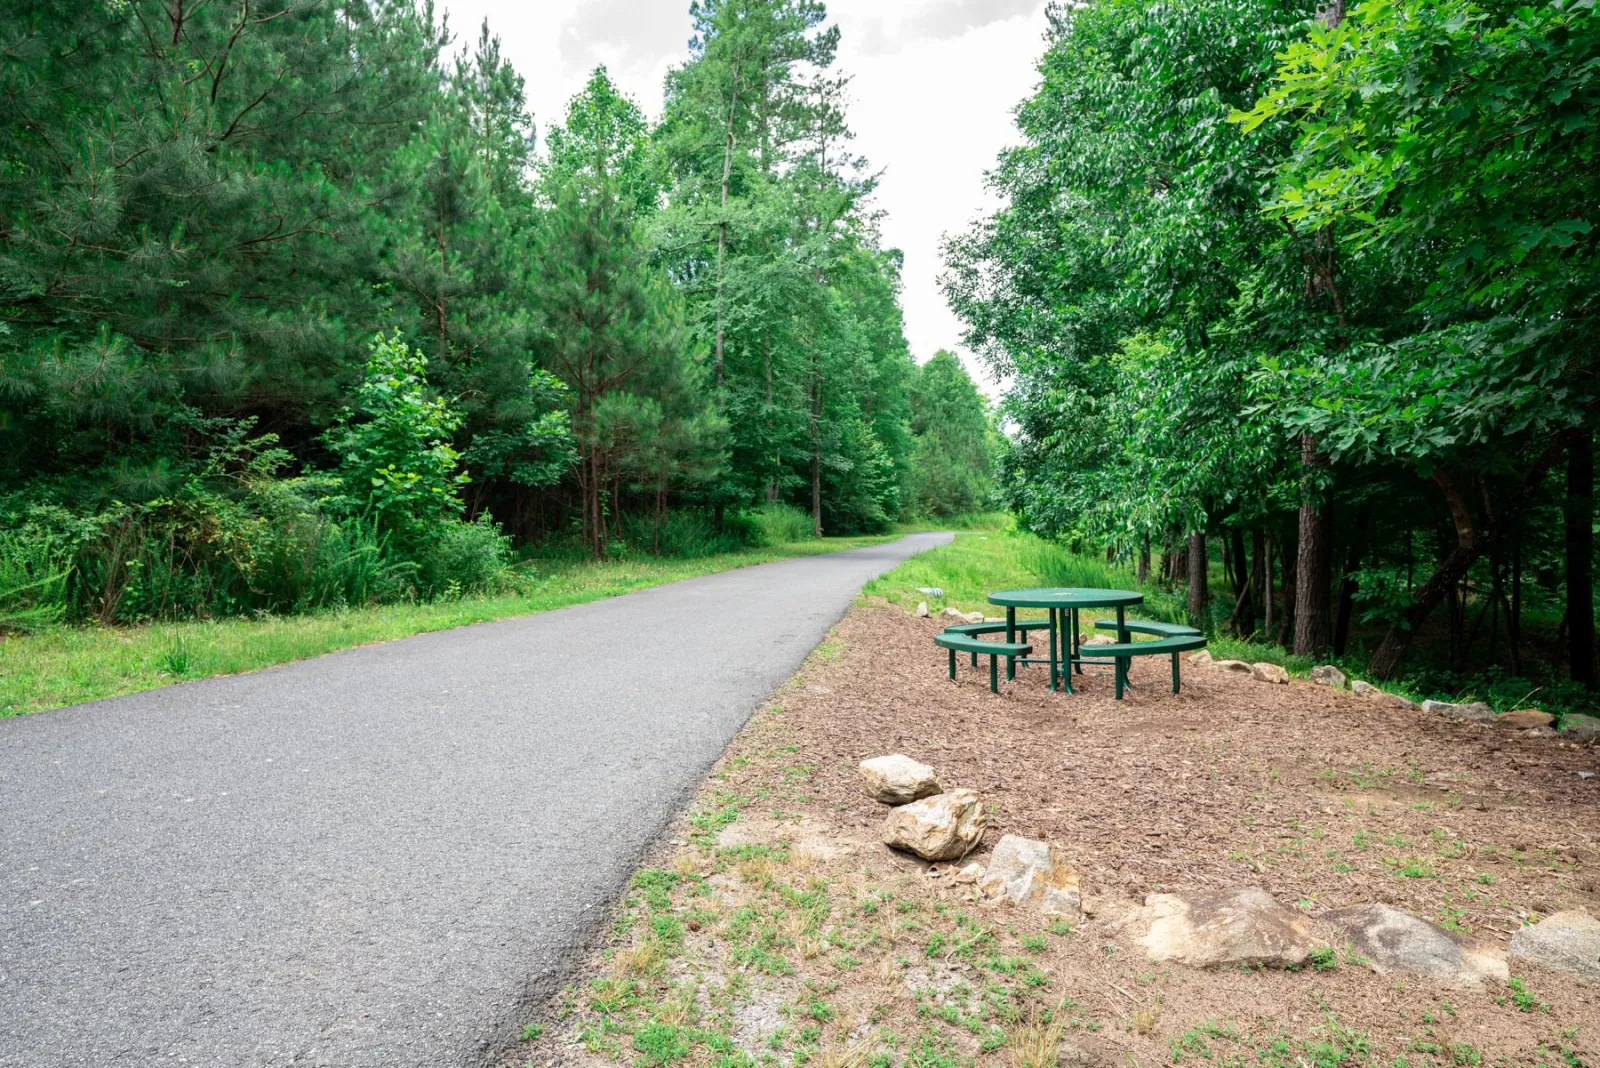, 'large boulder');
1251,662,1289,685
1560,713,1600,741
1497,709,1555,729
1422,699,1496,723
1309,665,1347,688
1324,904,1506,986
1122,887,1317,967
883,789,985,861
977,834,1082,917
1509,911,1600,981
859,755,941,805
